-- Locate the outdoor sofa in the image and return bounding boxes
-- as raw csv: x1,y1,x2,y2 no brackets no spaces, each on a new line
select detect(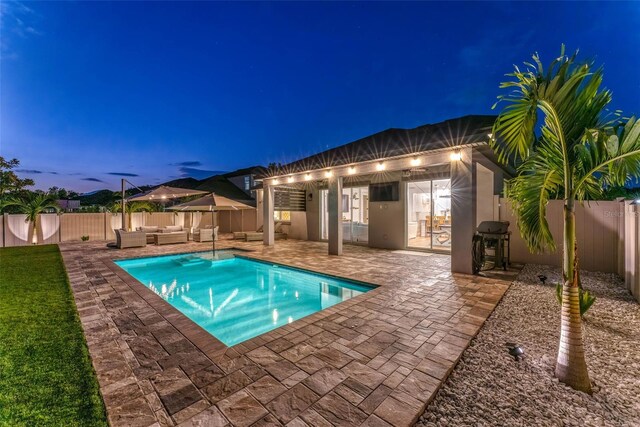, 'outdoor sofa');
114,229,147,249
